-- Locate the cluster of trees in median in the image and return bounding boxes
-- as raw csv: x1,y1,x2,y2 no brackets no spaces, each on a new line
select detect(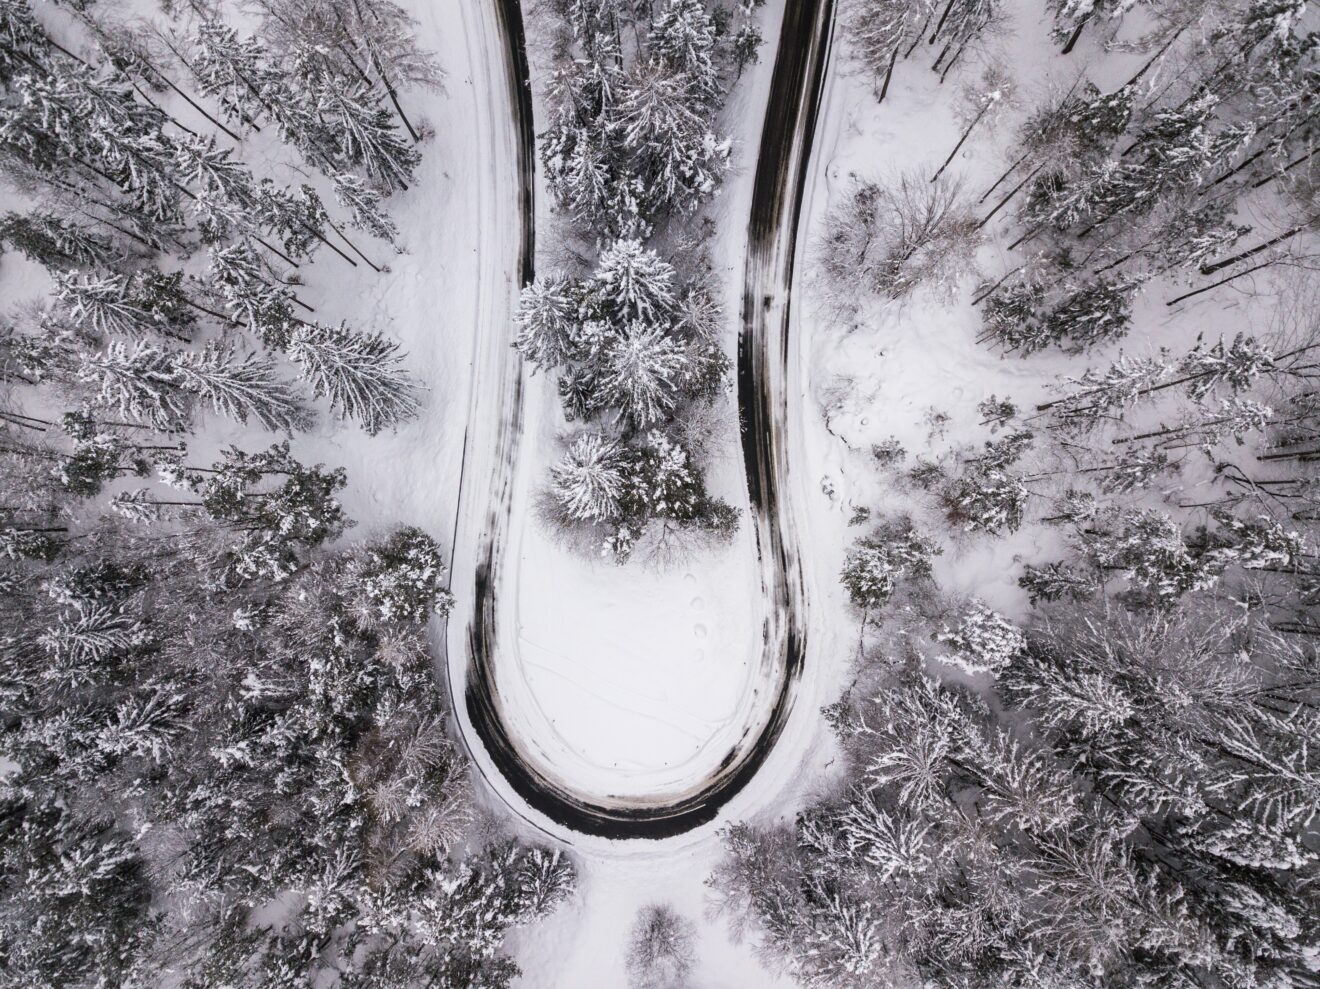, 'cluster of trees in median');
522,0,763,562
